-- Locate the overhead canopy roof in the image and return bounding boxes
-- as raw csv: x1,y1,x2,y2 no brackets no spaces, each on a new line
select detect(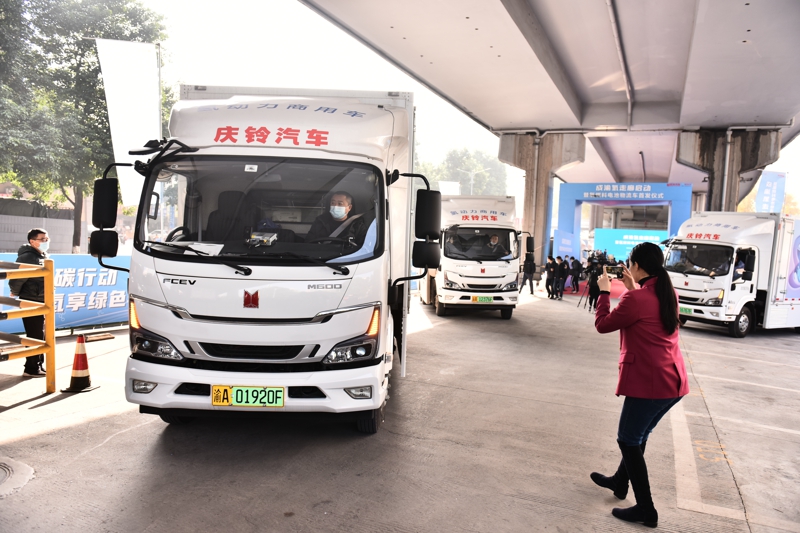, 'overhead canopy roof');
299,0,800,194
